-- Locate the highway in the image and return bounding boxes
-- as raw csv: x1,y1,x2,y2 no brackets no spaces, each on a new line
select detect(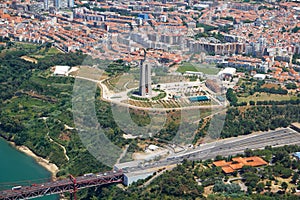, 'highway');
120,128,300,173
